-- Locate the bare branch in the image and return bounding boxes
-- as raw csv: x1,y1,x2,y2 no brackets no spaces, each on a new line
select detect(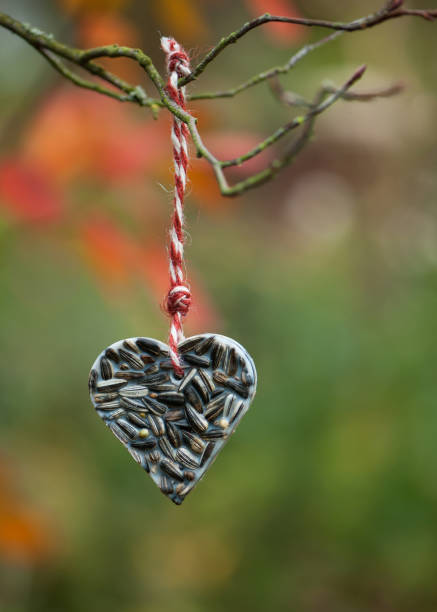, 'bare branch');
210,66,368,196
270,76,405,107
188,31,342,102
0,3,436,198
182,1,437,86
